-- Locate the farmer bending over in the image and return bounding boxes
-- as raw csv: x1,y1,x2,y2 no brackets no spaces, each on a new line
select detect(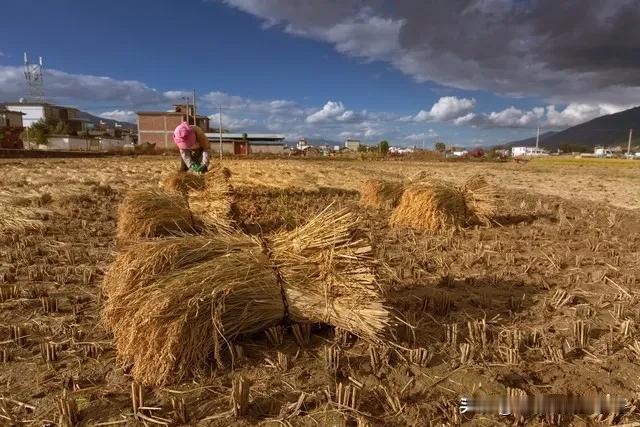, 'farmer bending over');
173,118,211,173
